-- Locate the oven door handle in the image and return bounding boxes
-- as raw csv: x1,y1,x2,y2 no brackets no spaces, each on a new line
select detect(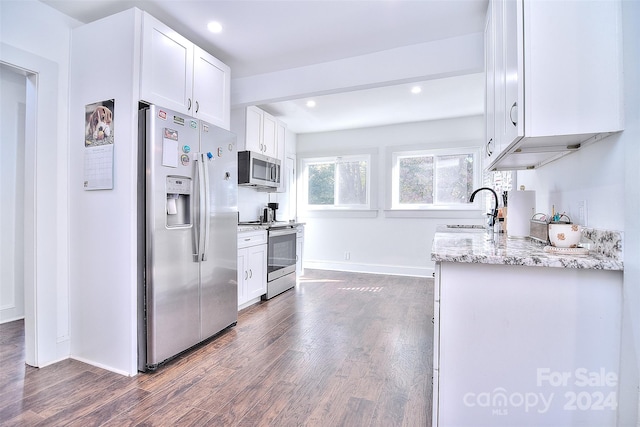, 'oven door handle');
268,228,296,237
